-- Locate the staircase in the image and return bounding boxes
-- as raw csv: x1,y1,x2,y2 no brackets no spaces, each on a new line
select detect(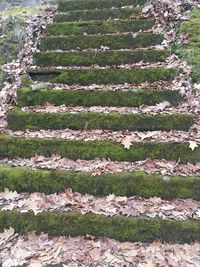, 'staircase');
1,0,200,265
